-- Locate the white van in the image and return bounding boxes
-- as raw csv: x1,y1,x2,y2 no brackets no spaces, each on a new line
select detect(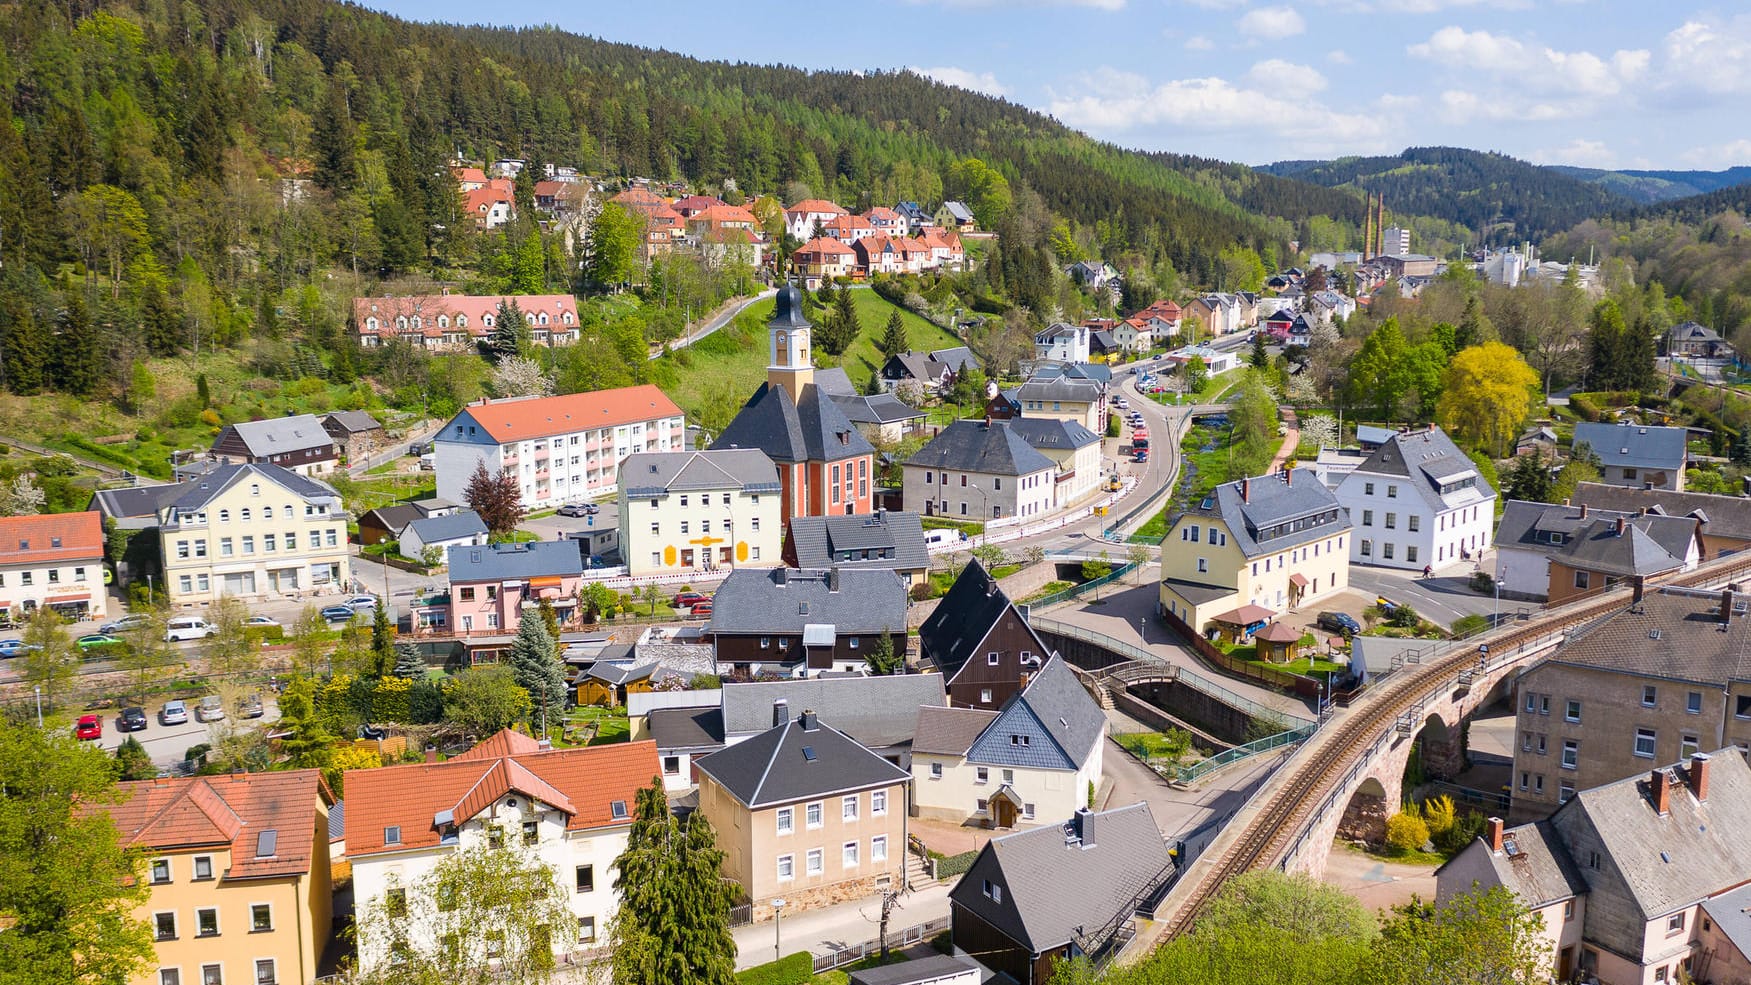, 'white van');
921,528,968,548
165,616,216,642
